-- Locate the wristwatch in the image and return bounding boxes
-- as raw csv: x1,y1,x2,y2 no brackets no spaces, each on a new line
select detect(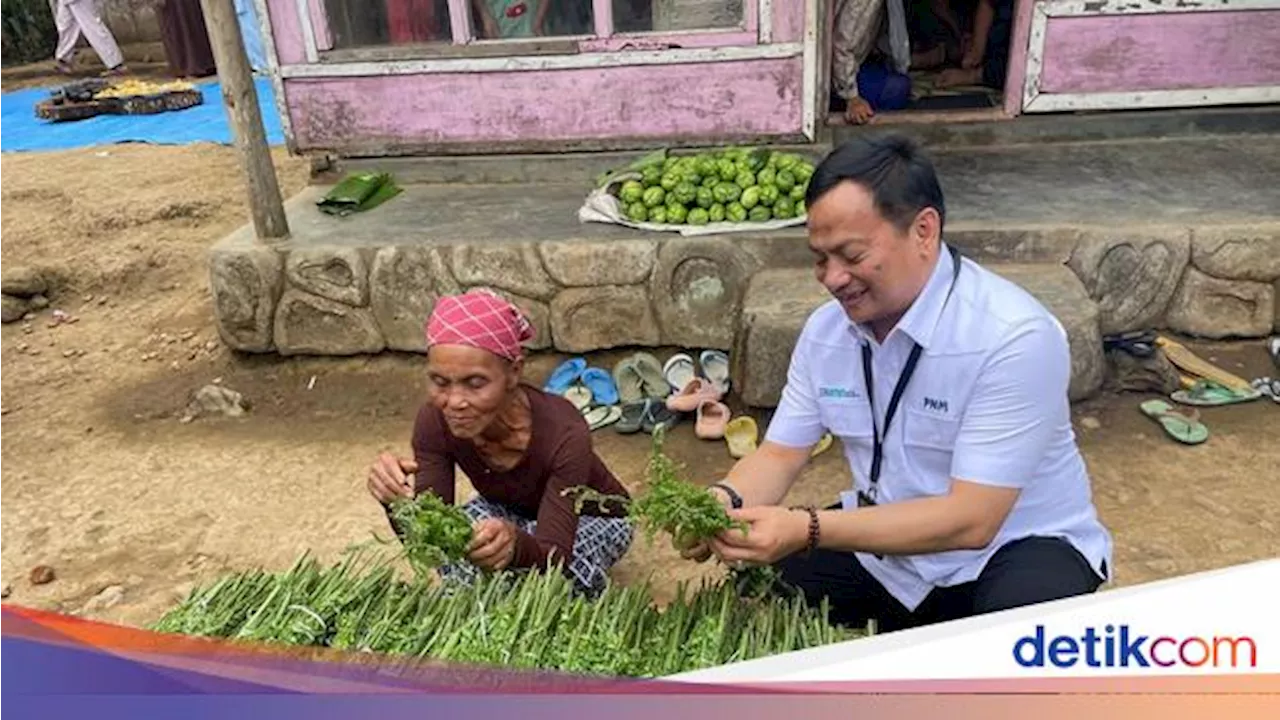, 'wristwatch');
711,482,743,509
